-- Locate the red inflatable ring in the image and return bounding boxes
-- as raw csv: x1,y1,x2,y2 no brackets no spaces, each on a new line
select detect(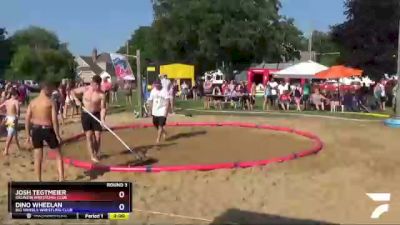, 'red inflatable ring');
48,122,324,173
